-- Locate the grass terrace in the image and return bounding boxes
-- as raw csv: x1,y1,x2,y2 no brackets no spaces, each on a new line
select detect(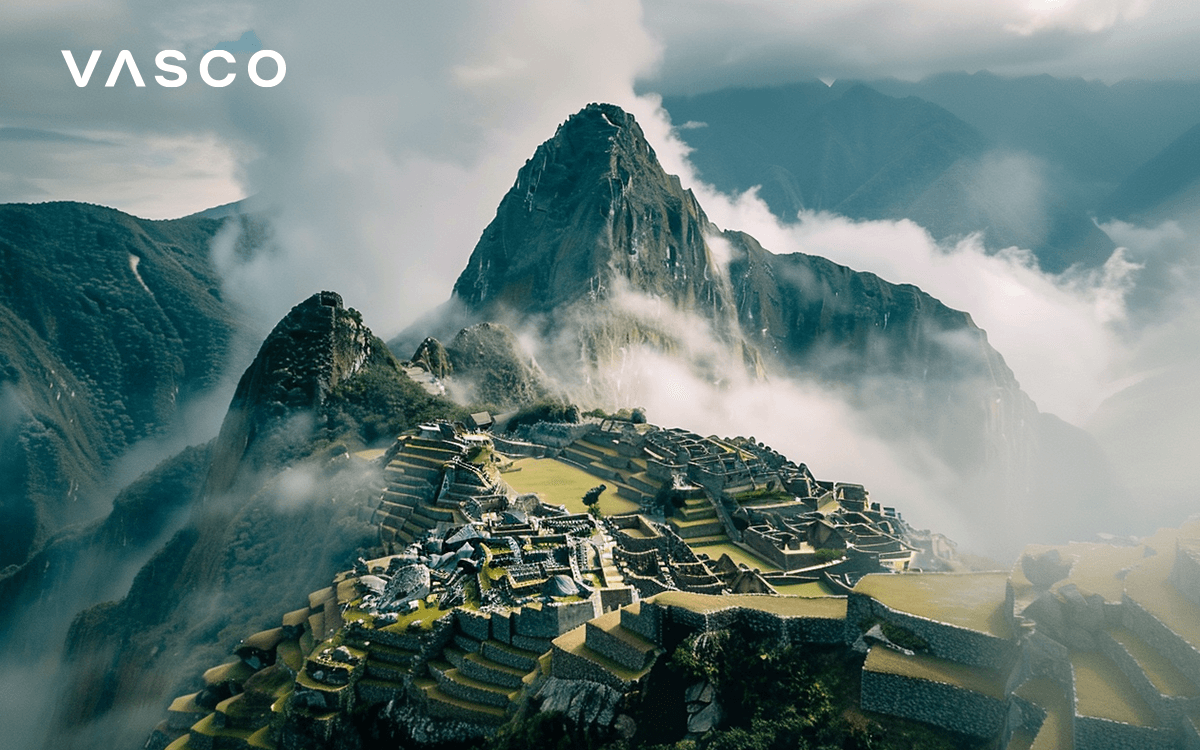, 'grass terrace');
773,580,840,597
1109,628,1198,698
506,457,640,515
650,590,848,620
1071,650,1160,727
1122,550,1200,655
1035,542,1150,602
1015,677,1072,750
699,542,779,572
853,572,1012,638
864,646,1006,700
